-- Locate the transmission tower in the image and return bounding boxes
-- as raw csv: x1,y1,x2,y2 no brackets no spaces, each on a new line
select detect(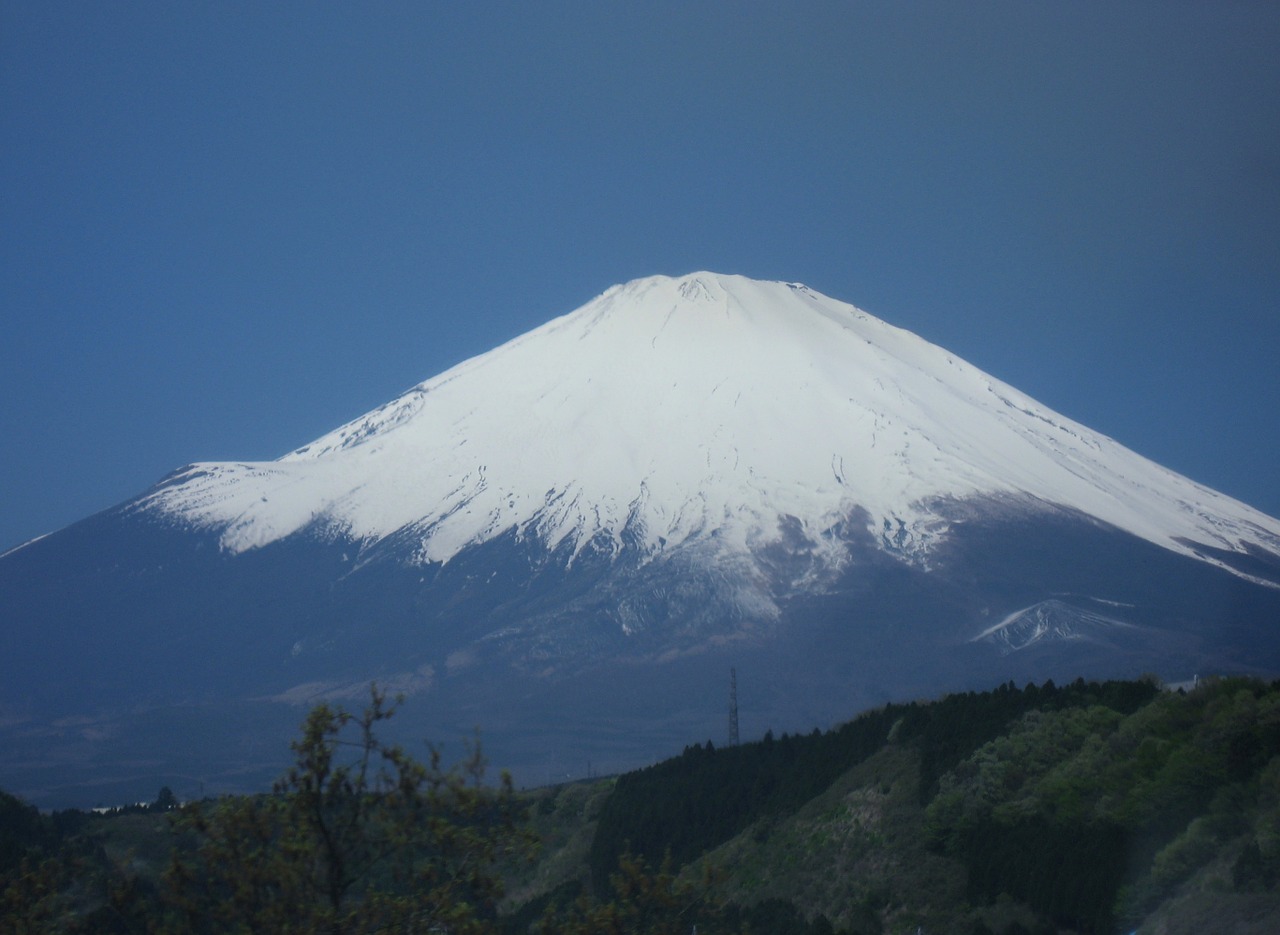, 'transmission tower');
728,667,740,746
